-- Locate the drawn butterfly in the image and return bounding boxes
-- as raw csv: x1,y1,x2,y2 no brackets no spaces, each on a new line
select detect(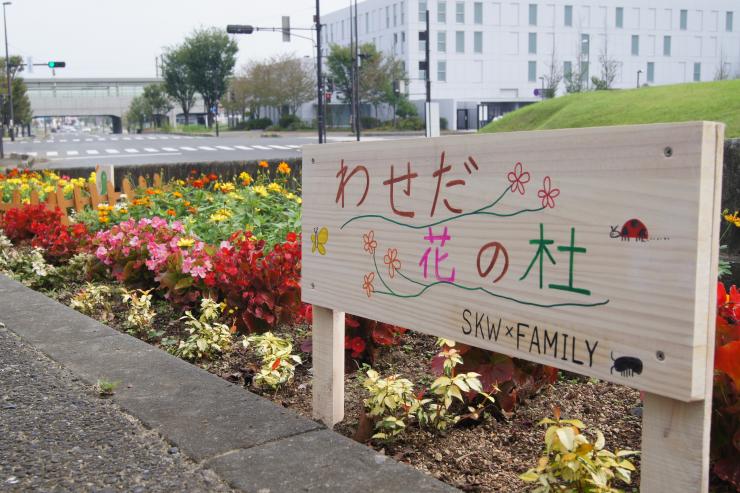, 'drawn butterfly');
311,226,329,255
